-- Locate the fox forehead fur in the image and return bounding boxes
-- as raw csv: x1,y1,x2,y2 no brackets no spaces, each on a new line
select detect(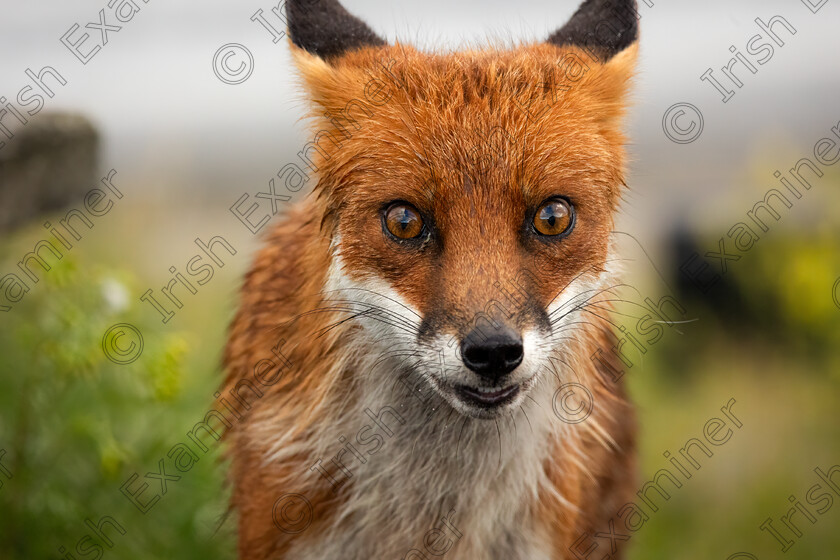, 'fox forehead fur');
222,1,641,559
